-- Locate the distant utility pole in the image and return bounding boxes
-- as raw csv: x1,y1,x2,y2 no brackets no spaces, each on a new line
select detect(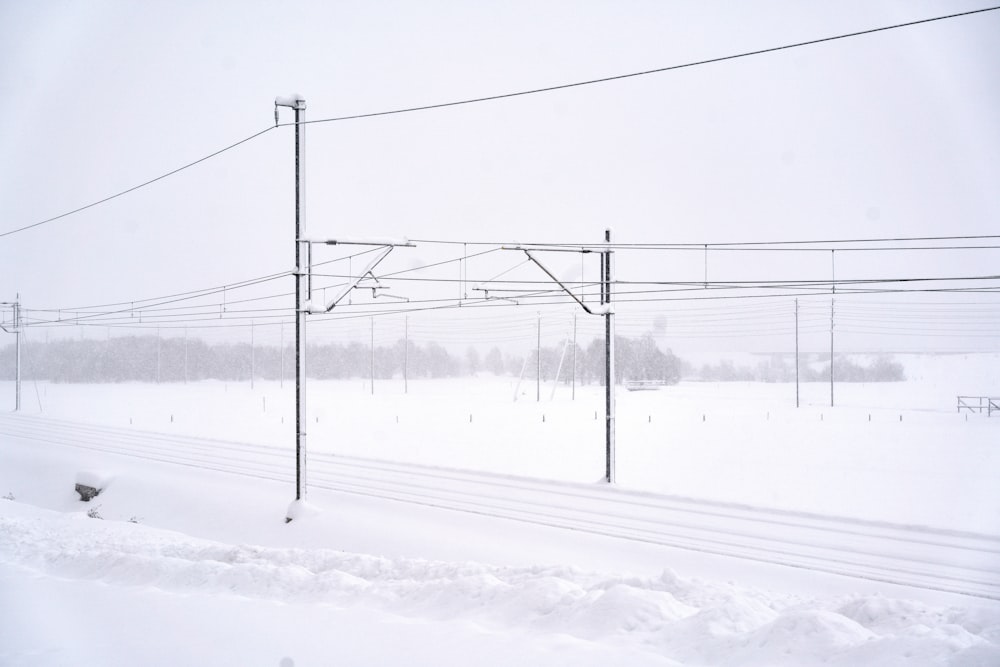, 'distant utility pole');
184,327,189,384
279,321,284,389
14,298,21,412
536,312,541,402
1,297,22,411
370,316,375,395
572,312,577,401
830,251,835,408
250,321,255,390
794,299,799,408
156,328,161,384
403,315,409,394
830,298,835,408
